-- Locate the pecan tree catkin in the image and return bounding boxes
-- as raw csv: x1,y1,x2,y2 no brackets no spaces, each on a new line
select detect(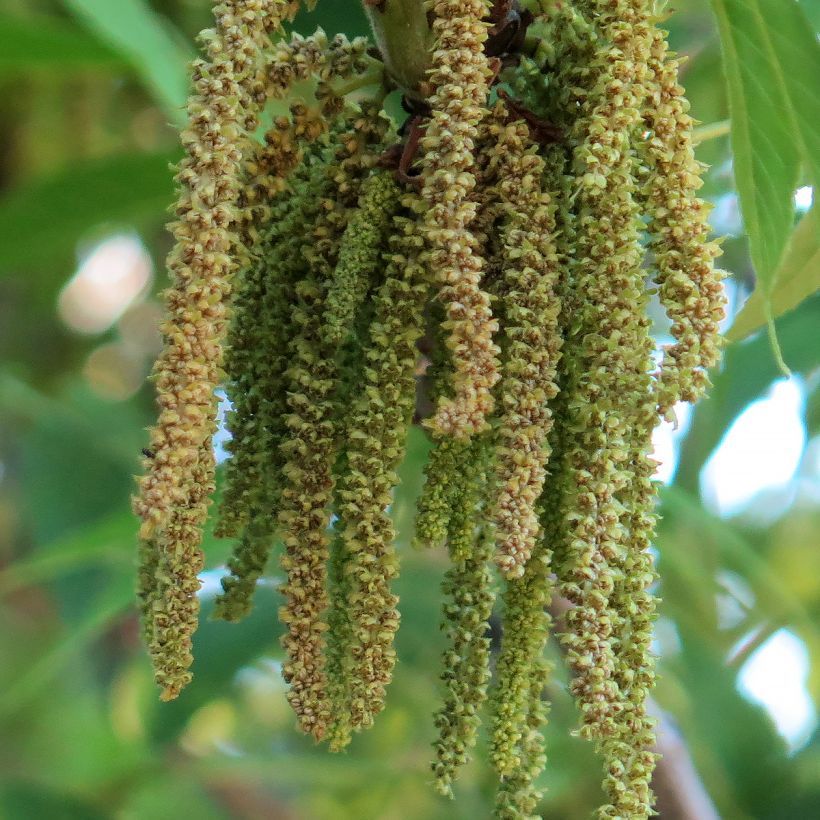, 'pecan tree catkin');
135,0,725,815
